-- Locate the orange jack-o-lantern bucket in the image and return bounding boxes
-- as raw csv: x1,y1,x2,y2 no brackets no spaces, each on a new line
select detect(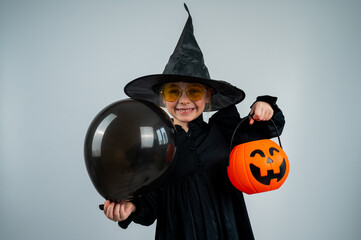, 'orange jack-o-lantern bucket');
227,118,289,194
